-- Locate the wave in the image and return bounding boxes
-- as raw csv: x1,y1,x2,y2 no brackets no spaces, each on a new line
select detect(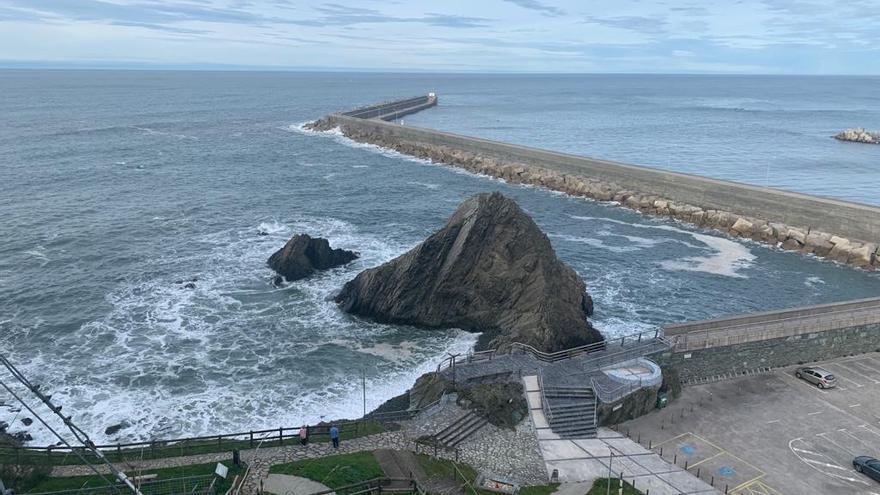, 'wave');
1,215,478,445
